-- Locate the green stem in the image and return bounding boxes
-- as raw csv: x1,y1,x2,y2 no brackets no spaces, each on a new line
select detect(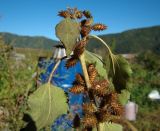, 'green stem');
97,124,100,131
79,53,99,105
79,53,100,131
79,54,91,88
47,60,61,84
89,35,116,74
88,35,118,131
